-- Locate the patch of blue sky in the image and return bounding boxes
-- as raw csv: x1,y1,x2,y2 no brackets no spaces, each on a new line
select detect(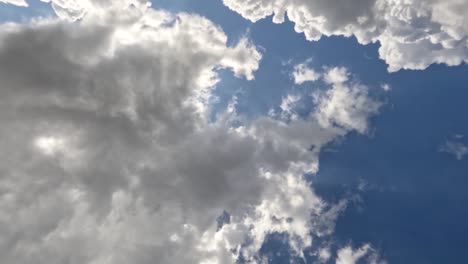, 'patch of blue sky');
315,63,468,263
0,0,53,23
